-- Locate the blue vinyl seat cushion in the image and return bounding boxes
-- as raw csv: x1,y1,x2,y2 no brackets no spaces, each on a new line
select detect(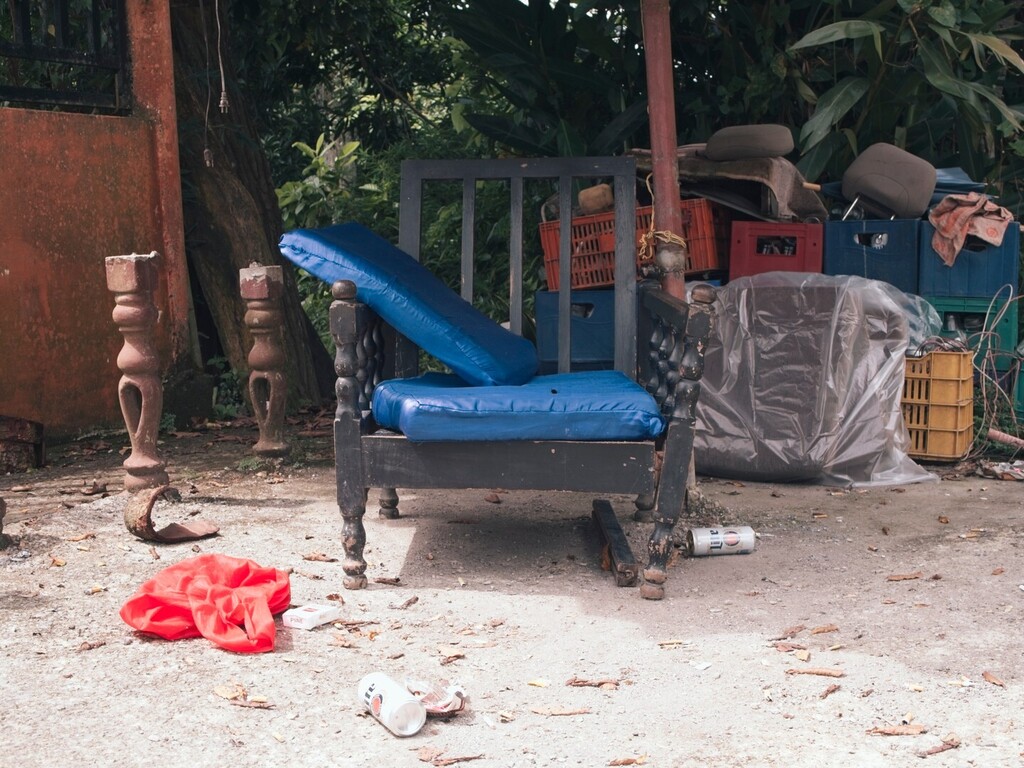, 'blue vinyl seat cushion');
279,222,538,386
372,371,666,442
